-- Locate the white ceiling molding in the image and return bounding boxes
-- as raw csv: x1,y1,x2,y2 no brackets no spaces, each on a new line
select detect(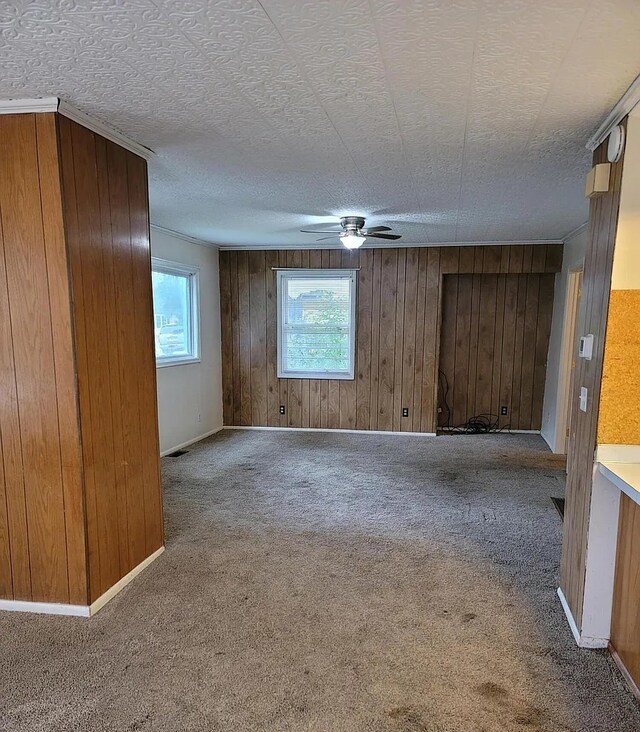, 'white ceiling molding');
150,224,218,249
562,221,589,243
0,97,59,114
586,73,640,151
218,239,563,252
0,96,154,160
57,101,155,161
